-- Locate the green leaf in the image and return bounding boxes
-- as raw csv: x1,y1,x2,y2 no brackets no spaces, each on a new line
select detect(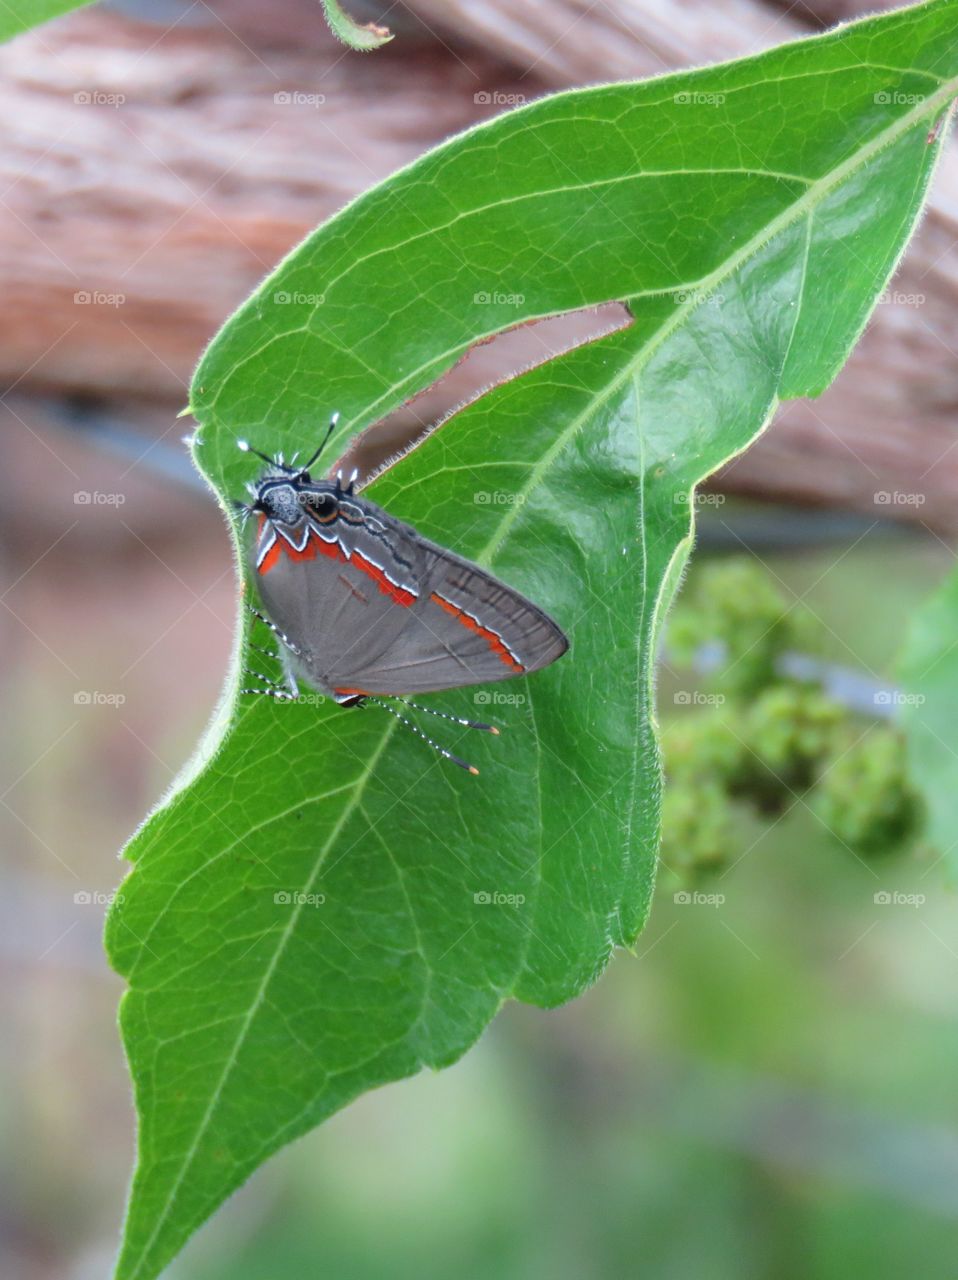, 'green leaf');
0,0,96,41
106,3,958,1276
320,0,392,50
899,561,958,864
